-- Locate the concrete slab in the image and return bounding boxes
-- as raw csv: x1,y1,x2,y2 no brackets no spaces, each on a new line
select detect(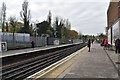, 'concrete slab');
58,43,119,79
105,47,120,78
